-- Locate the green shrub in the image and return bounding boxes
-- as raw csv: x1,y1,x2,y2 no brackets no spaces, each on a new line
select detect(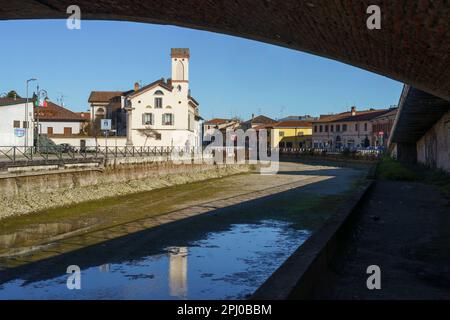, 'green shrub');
377,156,417,181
